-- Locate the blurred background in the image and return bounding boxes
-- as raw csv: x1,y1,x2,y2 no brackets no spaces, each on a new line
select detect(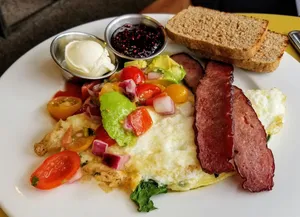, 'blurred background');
0,0,299,75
